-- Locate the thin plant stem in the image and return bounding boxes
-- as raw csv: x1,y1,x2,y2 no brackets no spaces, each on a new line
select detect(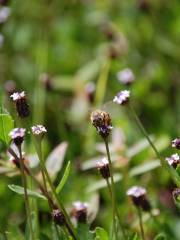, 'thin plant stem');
137,207,145,240
18,145,34,240
128,102,180,186
104,138,126,240
33,141,77,240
